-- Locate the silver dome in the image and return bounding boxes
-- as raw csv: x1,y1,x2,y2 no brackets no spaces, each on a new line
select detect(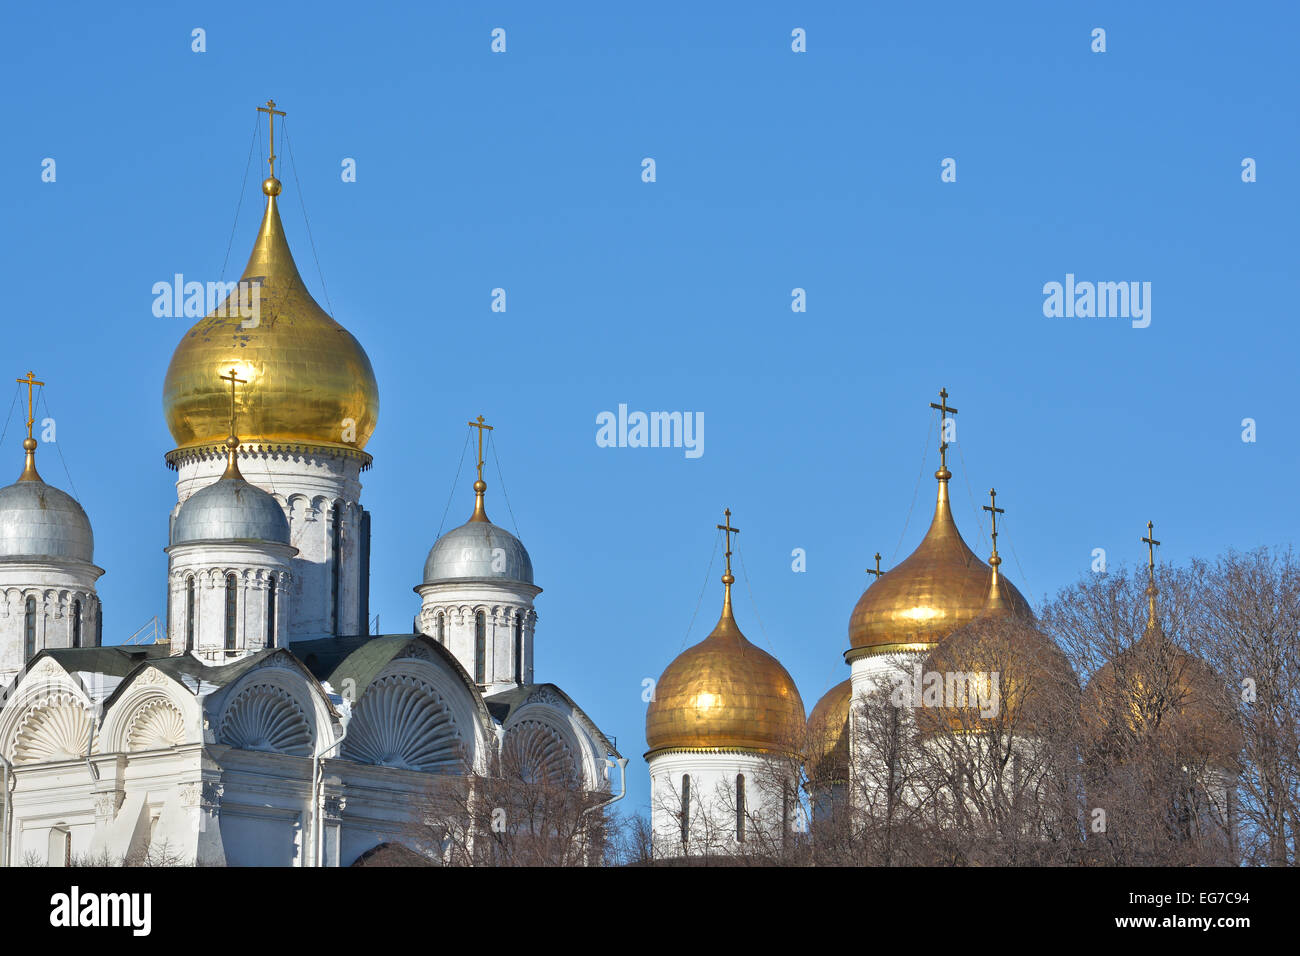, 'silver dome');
423,520,534,586
172,478,290,546
0,479,95,563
